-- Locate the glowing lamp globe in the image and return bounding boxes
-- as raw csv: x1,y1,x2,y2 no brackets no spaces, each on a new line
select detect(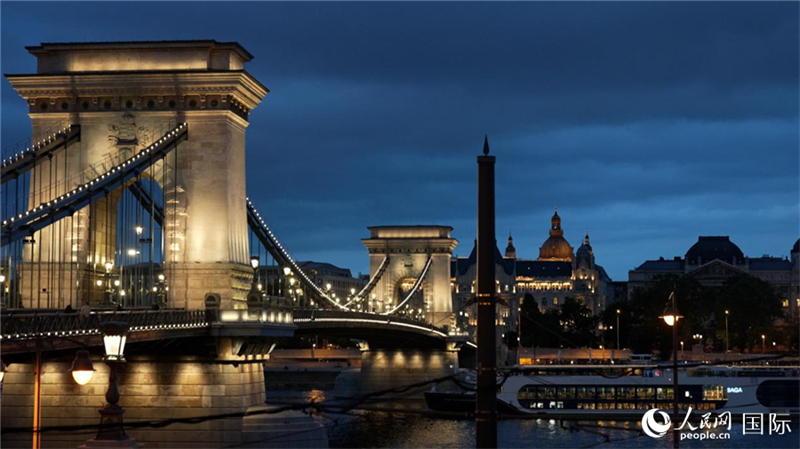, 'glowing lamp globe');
282,267,291,276
659,304,683,327
100,322,129,362
250,256,260,271
70,350,95,385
